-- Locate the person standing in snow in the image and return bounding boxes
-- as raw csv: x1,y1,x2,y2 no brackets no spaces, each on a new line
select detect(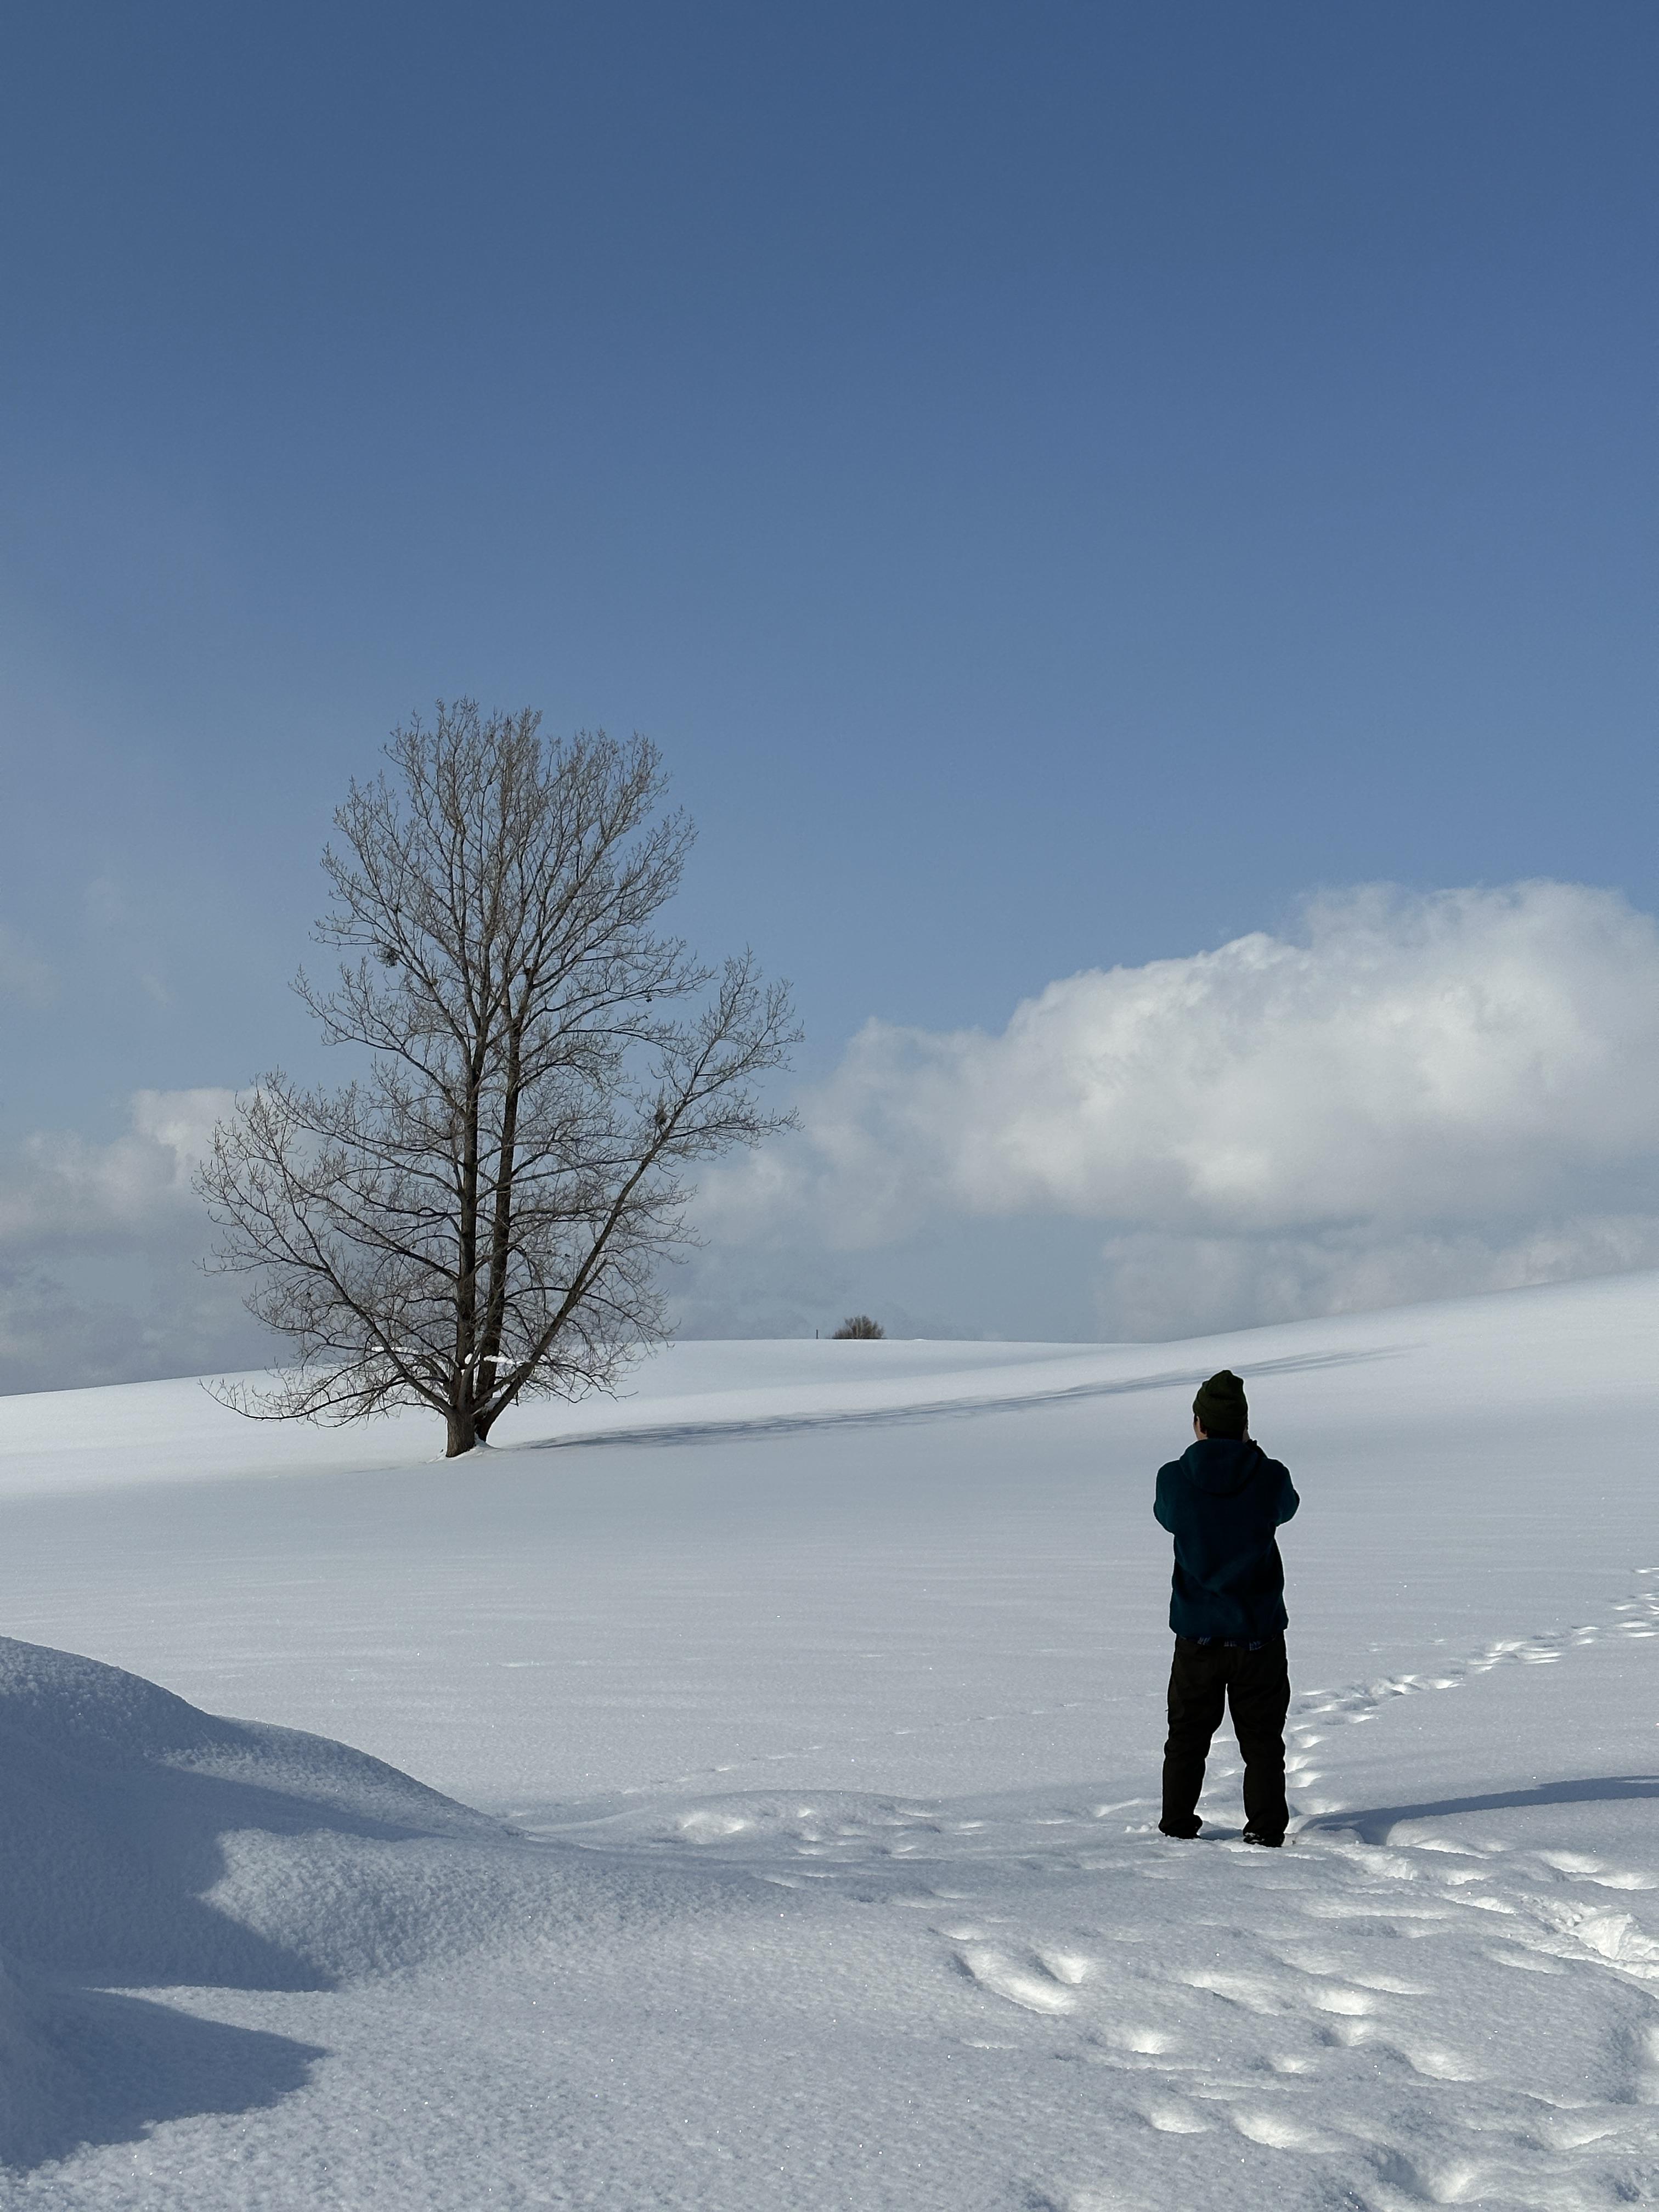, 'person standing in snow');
1154,1369,1299,1847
